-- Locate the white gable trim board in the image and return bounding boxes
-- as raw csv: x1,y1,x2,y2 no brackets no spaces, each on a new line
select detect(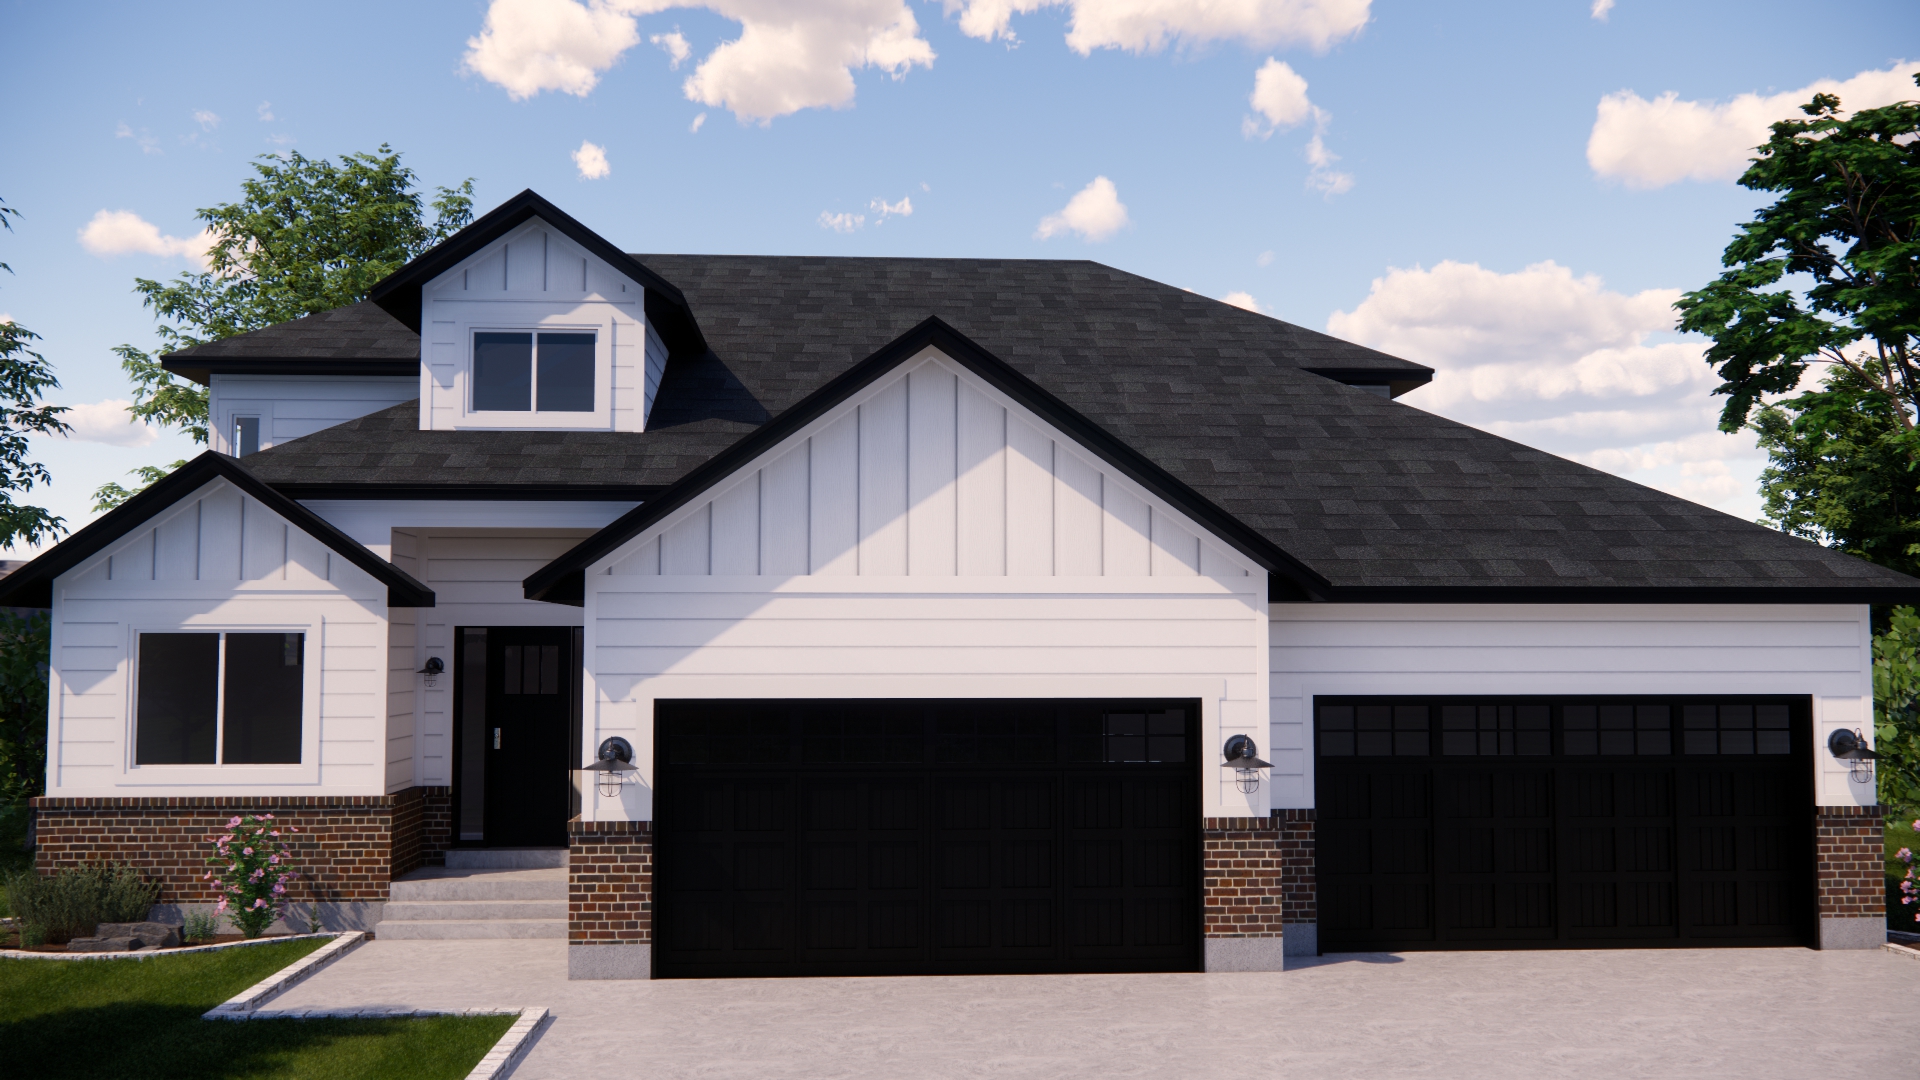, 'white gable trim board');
417,216,660,433
47,477,389,794
577,348,1271,820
